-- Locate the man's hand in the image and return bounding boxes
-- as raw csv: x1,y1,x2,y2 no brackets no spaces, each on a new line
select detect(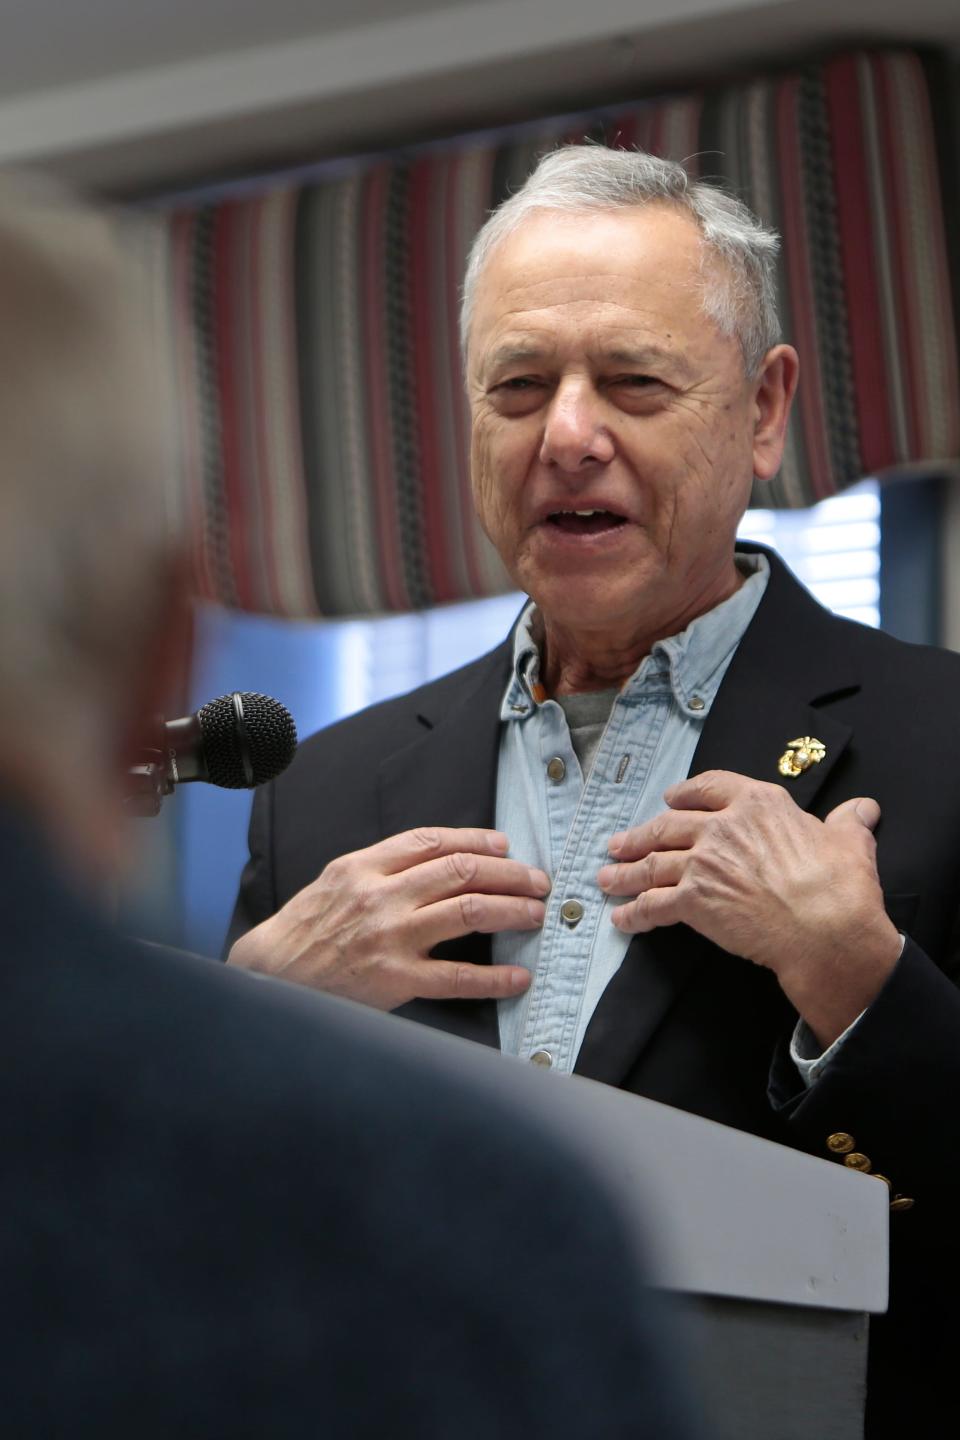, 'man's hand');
227,826,548,1010
597,770,902,1048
